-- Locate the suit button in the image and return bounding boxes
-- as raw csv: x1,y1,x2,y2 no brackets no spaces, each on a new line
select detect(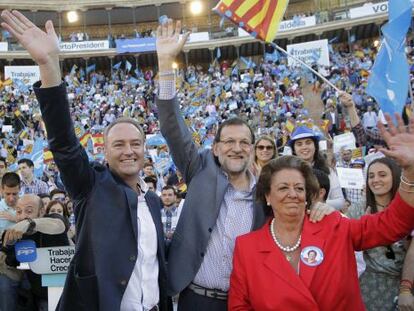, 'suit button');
200,252,204,257
120,280,127,286
129,255,136,261
208,228,212,233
